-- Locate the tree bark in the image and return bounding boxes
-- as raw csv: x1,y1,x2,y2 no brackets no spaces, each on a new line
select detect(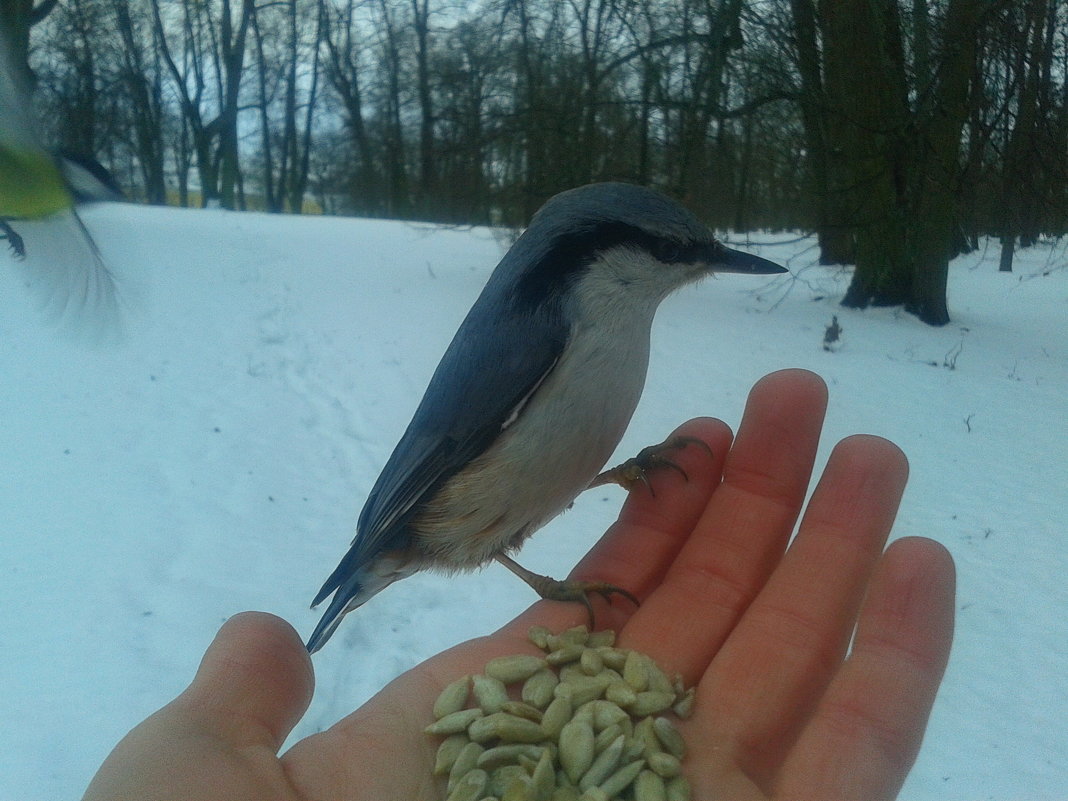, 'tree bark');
0,0,58,89
323,0,380,214
112,0,166,203
216,0,254,209
790,0,853,264
821,0,912,309
904,0,982,324
411,0,436,213
823,0,984,326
